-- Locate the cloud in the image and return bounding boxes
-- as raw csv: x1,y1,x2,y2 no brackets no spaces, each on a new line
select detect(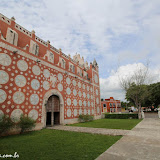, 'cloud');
100,63,160,101
1,0,160,101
